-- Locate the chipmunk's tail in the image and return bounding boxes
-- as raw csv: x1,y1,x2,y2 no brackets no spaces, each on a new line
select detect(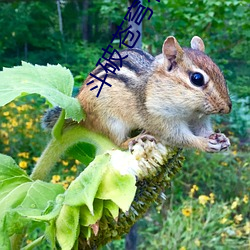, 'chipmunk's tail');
41,106,62,130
